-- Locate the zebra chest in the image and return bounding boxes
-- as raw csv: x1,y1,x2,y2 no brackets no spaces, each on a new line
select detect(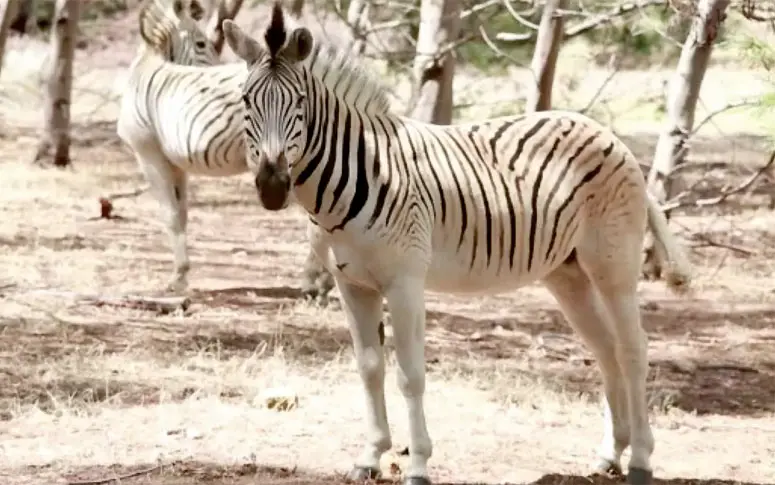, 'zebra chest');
319,231,400,292
328,244,383,291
